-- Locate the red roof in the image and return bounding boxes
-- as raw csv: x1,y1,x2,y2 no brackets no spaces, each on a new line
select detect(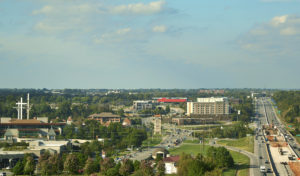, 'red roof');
157,98,187,103
163,156,180,163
